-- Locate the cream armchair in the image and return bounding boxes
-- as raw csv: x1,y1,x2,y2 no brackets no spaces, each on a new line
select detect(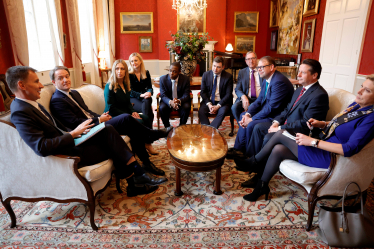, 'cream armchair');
0,83,130,230
279,88,374,231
